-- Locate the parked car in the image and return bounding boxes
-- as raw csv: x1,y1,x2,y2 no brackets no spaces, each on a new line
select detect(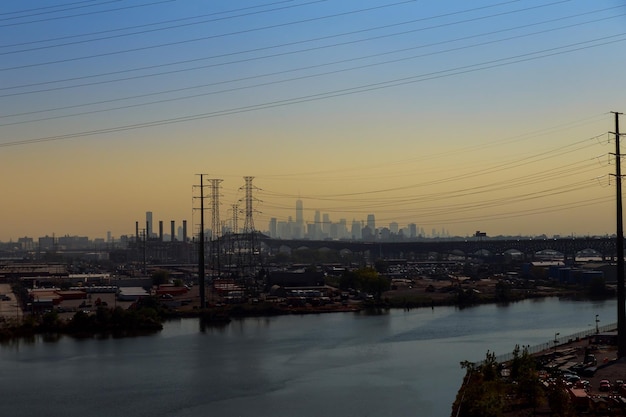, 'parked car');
563,373,580,384
574,380,591,390
599,379,611,392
